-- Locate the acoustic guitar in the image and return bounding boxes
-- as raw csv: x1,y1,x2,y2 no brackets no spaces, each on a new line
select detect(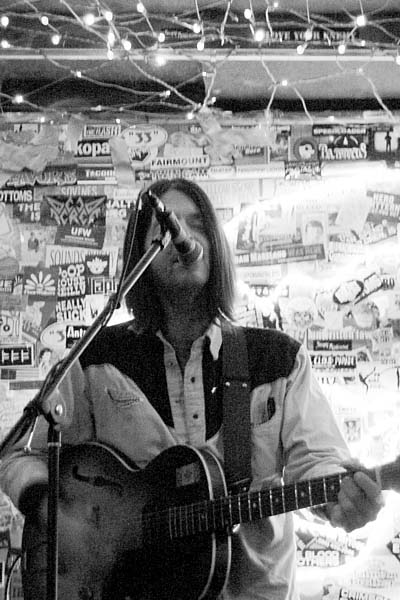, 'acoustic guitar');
21,441,399,600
